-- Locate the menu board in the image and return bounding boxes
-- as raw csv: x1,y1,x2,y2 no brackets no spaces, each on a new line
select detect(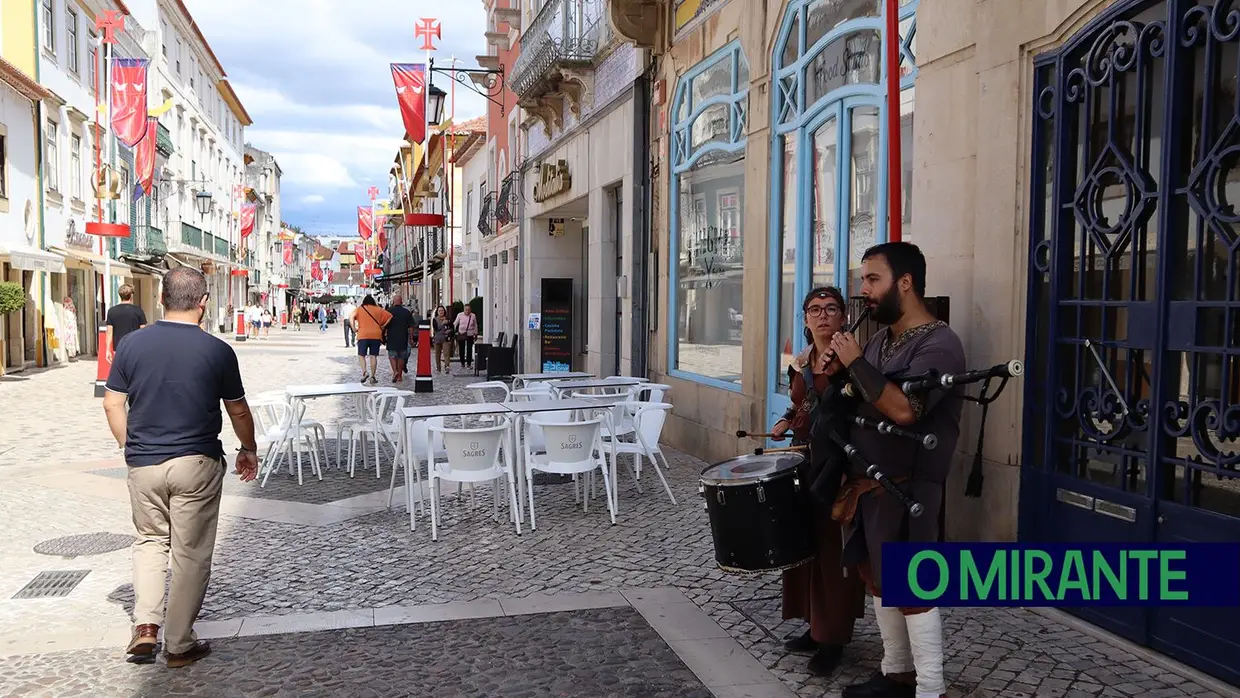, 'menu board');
540,278,573,373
